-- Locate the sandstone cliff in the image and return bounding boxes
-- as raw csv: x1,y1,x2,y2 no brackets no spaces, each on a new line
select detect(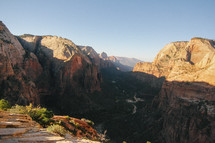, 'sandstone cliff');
0,21,40,105
154,81,215,143
17,34,101,93
134,38,215,143
134,38,215,85
16,34,103,114
0,21,102,114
